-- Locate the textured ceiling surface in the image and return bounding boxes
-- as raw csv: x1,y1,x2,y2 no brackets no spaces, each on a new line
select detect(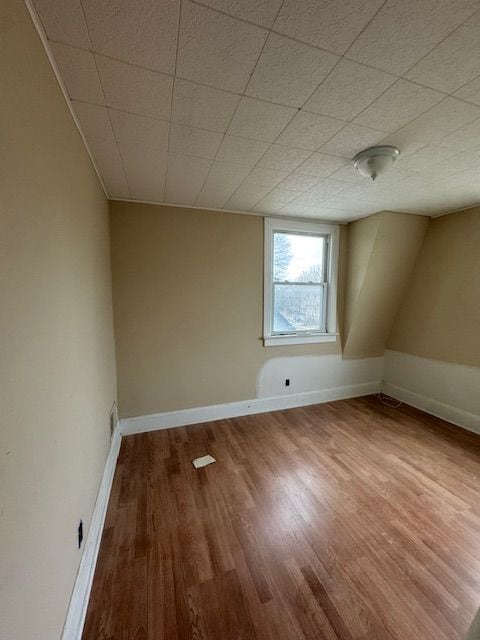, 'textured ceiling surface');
31,0,480,221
